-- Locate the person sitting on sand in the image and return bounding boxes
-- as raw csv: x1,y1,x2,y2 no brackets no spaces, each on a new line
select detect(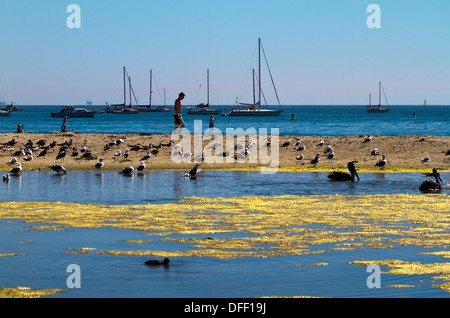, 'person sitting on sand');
17,124,24,133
